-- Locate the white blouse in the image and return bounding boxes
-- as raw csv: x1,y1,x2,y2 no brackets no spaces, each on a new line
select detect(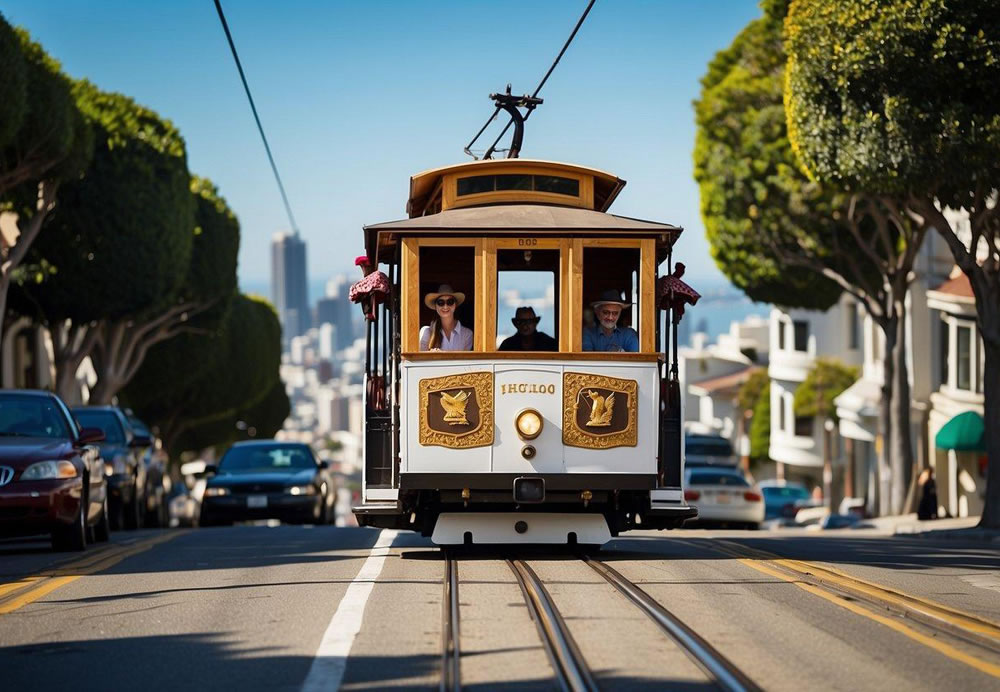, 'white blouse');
419,320,474,351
